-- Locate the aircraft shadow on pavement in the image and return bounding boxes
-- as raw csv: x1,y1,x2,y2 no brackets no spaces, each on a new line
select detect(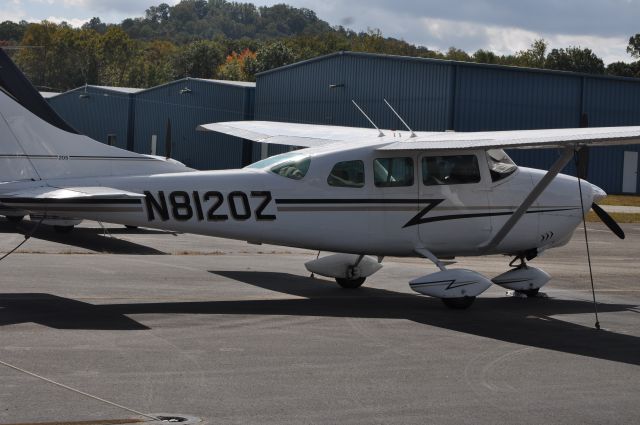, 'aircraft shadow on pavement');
0,220,167,255
0,293,149,330
1,271,638,366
